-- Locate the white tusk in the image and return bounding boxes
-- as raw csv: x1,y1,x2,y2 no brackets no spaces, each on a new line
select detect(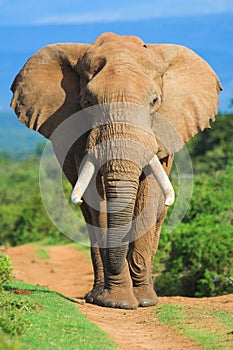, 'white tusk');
149,155,175,206
71,156,95,206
